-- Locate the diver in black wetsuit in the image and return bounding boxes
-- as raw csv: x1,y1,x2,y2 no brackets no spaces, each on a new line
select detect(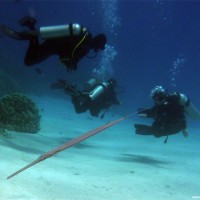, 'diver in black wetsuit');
0,16,107,71
134,86,200,139
51,78,121,118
